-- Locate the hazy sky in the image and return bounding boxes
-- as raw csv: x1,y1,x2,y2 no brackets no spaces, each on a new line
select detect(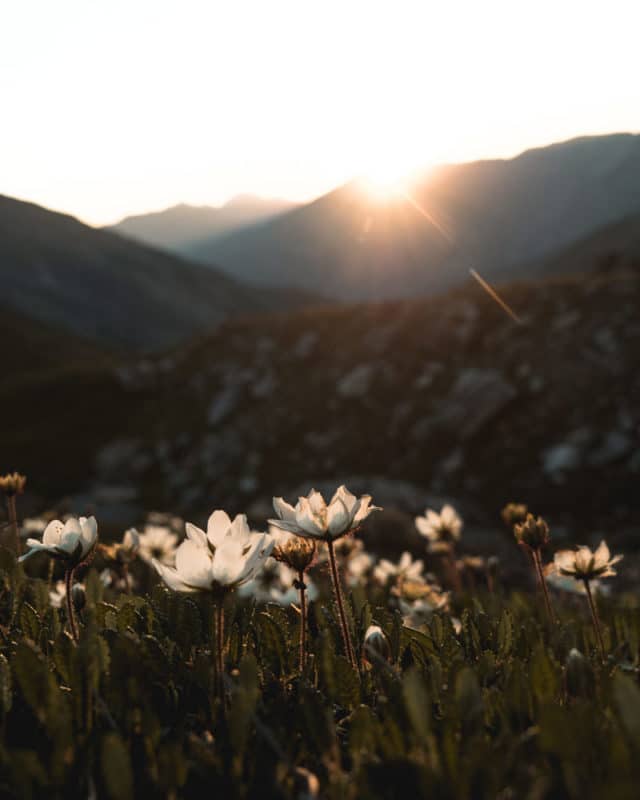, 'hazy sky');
2,0,638,225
